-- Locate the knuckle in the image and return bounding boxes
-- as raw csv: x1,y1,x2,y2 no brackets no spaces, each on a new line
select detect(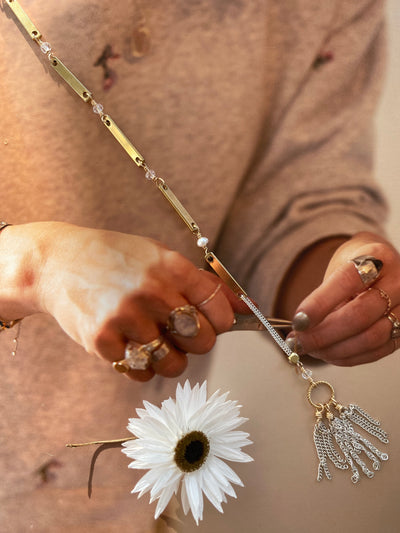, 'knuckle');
128,369,155,382
352,296,375,326
163,250,193,280
157,352,188,377
93,324,111,354
214,310,235,334
202,334,217,353
363,323,385,349
304,329,324,353
339,263,357,290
